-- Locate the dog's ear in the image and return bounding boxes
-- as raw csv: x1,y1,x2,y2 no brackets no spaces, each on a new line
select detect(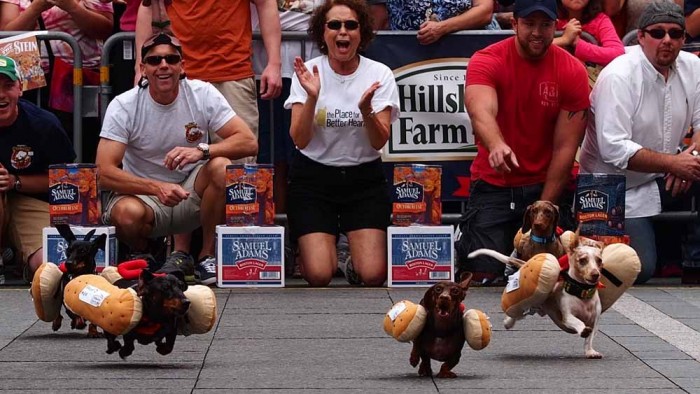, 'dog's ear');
84,229,96,242
567,227,581,253
521,204,533,232
422,286,436,309
170,271,188,291
140,269,155,284
90,234,107,253
55,224,76,243
458,271,473,293
547,201,560,229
